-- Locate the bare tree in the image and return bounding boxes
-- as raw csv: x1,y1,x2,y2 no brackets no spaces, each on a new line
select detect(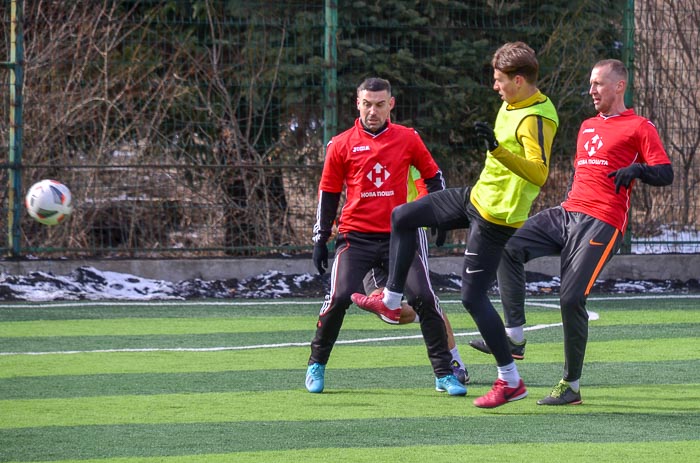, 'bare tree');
13,1,194,254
